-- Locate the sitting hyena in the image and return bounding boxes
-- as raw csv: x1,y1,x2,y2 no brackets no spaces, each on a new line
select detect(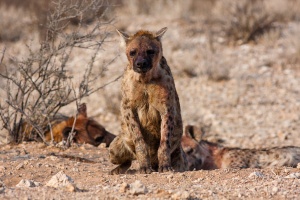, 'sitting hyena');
182,125,300,170
109,27,187,174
